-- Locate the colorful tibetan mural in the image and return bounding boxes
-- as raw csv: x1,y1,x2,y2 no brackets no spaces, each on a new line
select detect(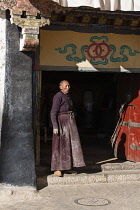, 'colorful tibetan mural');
40,30,140,69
